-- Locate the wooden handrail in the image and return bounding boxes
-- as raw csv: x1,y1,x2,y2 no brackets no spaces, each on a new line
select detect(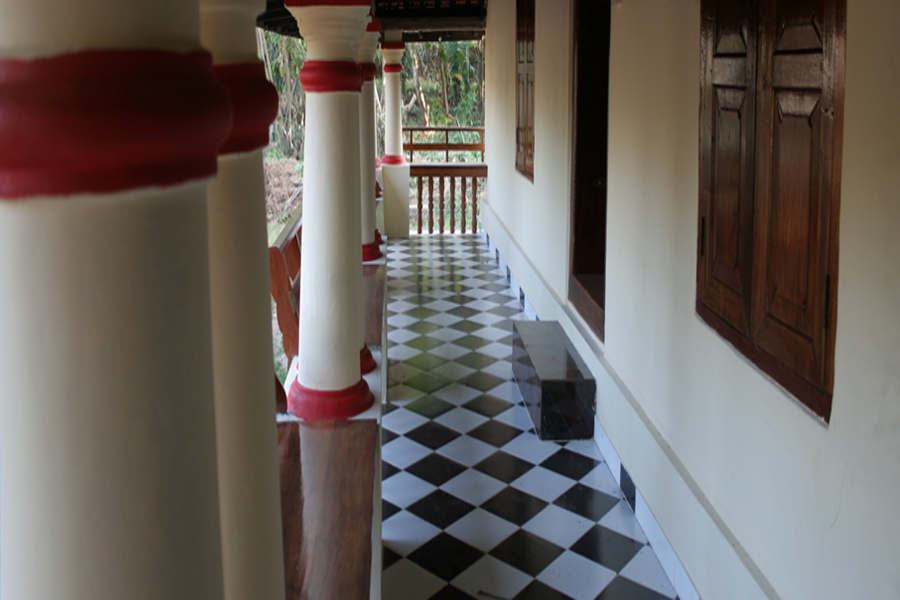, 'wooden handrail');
409,163,487,177
403,126,485,163
404,126,485,132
